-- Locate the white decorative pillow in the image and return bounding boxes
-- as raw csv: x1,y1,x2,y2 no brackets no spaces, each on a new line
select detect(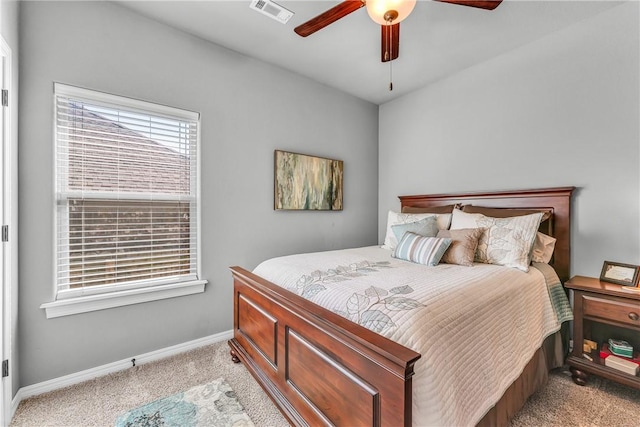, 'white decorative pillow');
531,232,556,264
450,209,543,272
393,232,452,266
391,216,439,243
383,211,451,251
